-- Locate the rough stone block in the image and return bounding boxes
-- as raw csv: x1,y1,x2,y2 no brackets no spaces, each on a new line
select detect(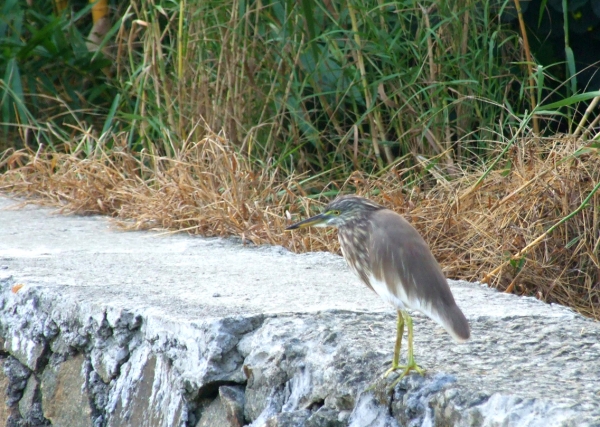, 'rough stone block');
4,329,46,373
106,348,185,427
265,409,311,426
196,396,228,427
219,385,245,427
18,374,46,425
0,289,50,372
90,345,129,384
305,407,346,427
0,364,11,426
2,357,30,407
196,385,246,427
41,354,92,427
